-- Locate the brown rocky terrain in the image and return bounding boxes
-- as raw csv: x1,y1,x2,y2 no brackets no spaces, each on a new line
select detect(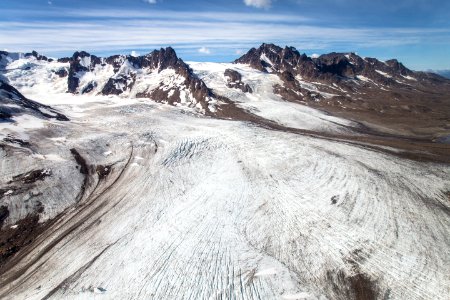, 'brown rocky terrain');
235,43,450,141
